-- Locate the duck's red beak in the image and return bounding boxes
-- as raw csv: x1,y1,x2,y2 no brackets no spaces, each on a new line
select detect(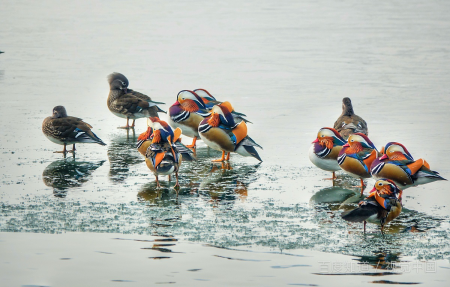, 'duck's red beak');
173,101,180,106
343,143,350,147
380,154,388,160
312,138,319,144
